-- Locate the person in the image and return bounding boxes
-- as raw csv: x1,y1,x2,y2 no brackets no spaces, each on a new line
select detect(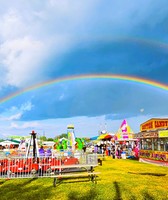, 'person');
107,145,111,156
116,146,122,159
46,148,52,156
111,146,115,159
100,144,103,154
103,145,106,156
132,145,139,159
94,145,98,153
39,146,45,156
83,145,86,153
127,142,132,156
10,144,14,149
165,142,168,151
